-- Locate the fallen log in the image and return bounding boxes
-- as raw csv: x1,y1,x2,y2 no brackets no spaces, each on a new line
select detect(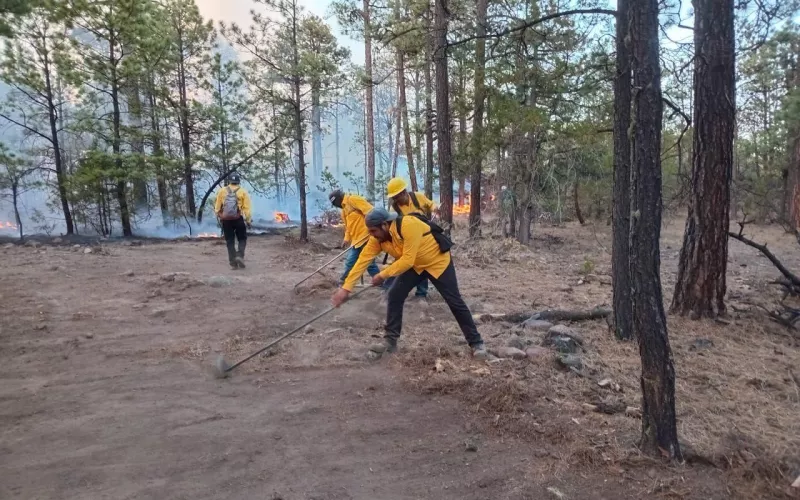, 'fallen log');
476,306,612,324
